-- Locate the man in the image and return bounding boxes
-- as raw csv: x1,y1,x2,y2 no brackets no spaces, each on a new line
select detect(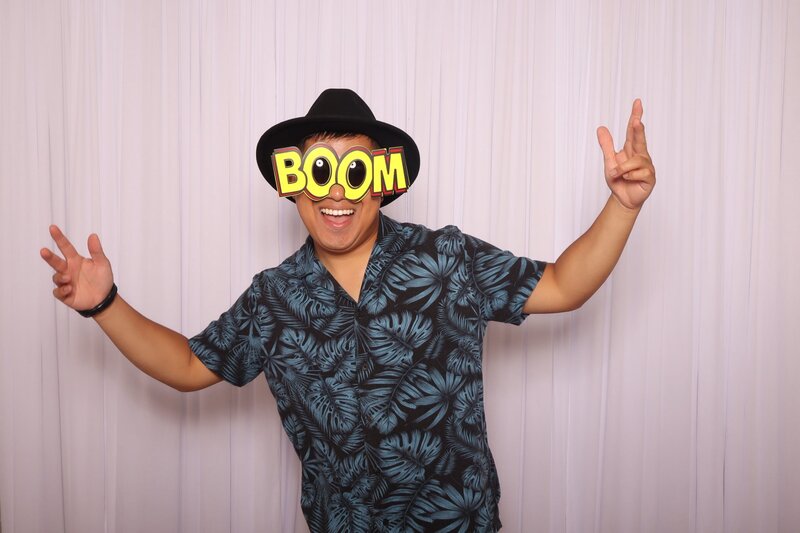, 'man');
41,89,655,531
